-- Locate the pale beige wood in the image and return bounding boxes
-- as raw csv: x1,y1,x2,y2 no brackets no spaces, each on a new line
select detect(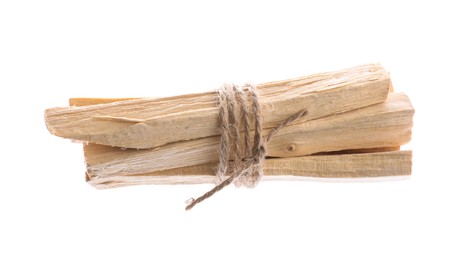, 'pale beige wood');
83,93,414,178
68,83,394,106
86,150,412,189
69,97,137,106
313,146,400,155
68,83,393,108
45,64,391,149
